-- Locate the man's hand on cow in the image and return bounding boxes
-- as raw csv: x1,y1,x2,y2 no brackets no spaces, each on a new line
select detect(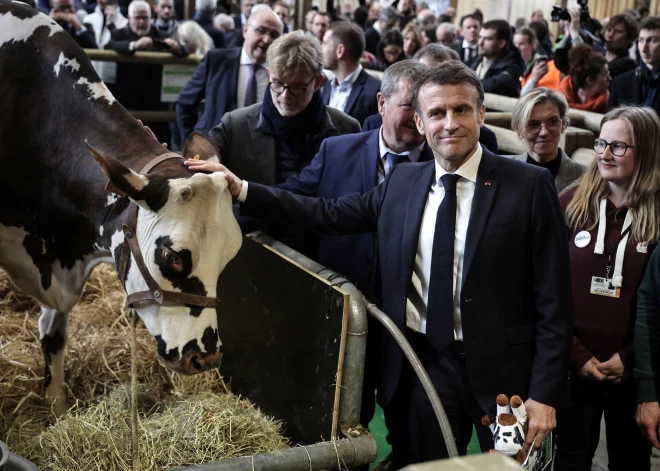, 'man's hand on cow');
523,399,556,452
184,160,243,197
134,36,154,50
637,402,660,449
164,38,181,53
578,357,607,381
595,352,628,383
